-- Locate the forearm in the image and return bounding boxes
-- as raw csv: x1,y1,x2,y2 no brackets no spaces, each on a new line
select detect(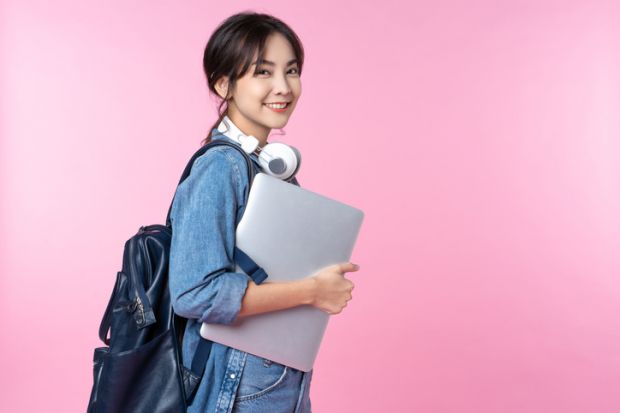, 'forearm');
236,277,317,318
